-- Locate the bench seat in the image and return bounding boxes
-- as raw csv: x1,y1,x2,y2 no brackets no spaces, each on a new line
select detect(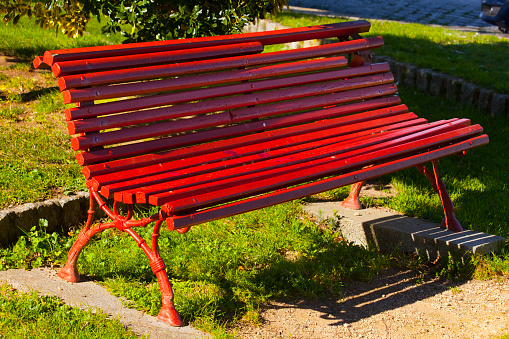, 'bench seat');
34,20,488,327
